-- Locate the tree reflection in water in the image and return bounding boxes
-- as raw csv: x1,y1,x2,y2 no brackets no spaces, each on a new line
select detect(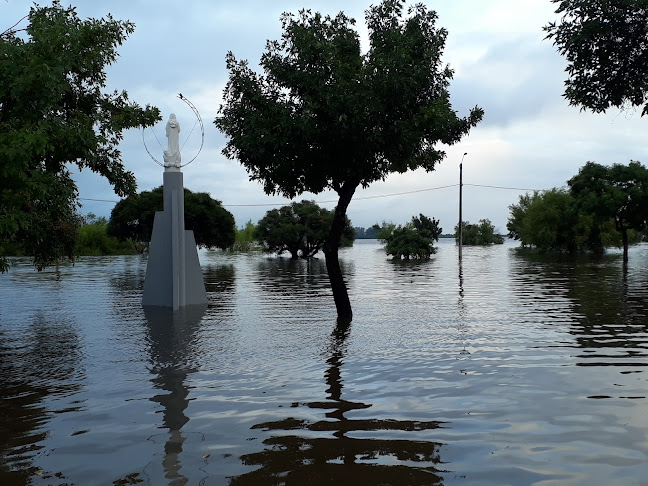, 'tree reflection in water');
510,250,648,362
144,304,207,486
0,312,83,484
230,322,446,485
